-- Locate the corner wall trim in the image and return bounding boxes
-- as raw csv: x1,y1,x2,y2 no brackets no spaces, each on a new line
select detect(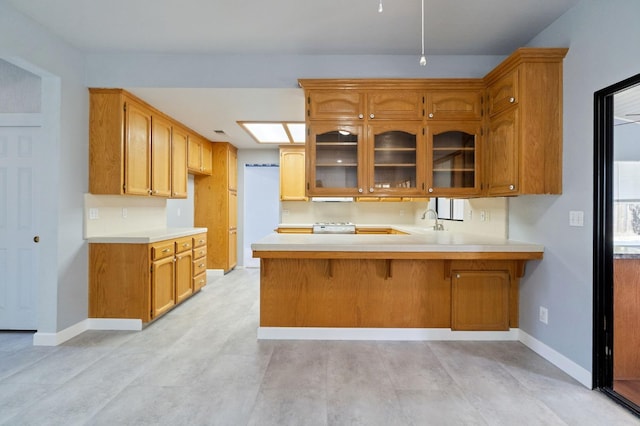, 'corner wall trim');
33,318,143,346
519,330,592,388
